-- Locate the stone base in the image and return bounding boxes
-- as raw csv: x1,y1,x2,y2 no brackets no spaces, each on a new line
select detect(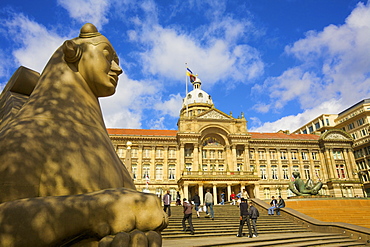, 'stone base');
288,195,334,199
